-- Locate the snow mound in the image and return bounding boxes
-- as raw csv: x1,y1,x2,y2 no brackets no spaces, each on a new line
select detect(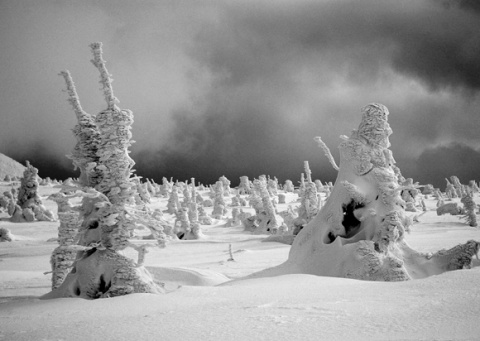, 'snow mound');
146,266,231,289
